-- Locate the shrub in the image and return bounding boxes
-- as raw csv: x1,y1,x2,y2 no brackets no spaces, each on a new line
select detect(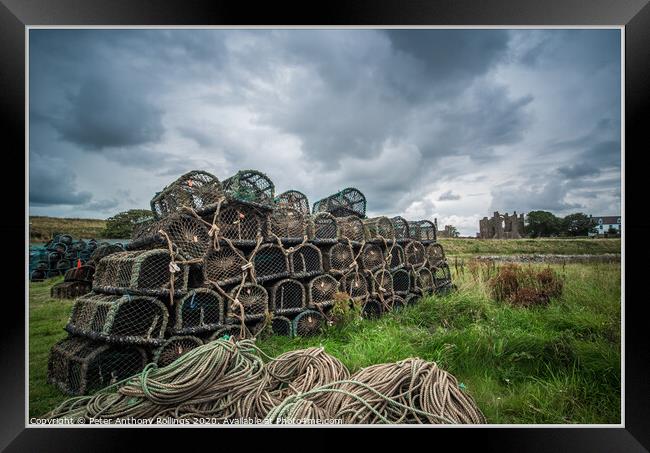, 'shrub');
489,264,564,308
